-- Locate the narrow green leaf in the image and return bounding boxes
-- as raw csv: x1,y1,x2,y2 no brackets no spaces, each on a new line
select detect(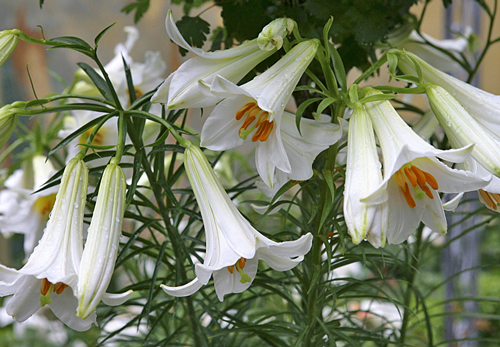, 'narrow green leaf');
95,23,116,46
328,43,347,92
316,97,337,116
77,62,115,103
